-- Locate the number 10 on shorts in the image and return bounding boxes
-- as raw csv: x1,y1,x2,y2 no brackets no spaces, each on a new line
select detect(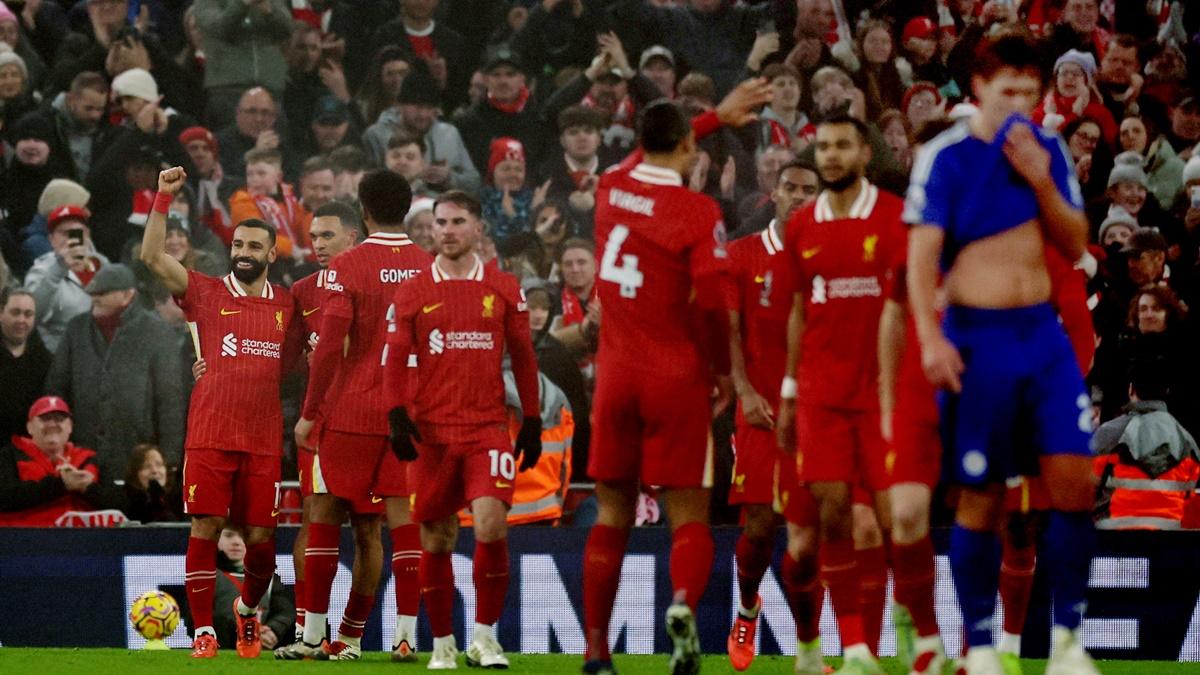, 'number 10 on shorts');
489,449,516,481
